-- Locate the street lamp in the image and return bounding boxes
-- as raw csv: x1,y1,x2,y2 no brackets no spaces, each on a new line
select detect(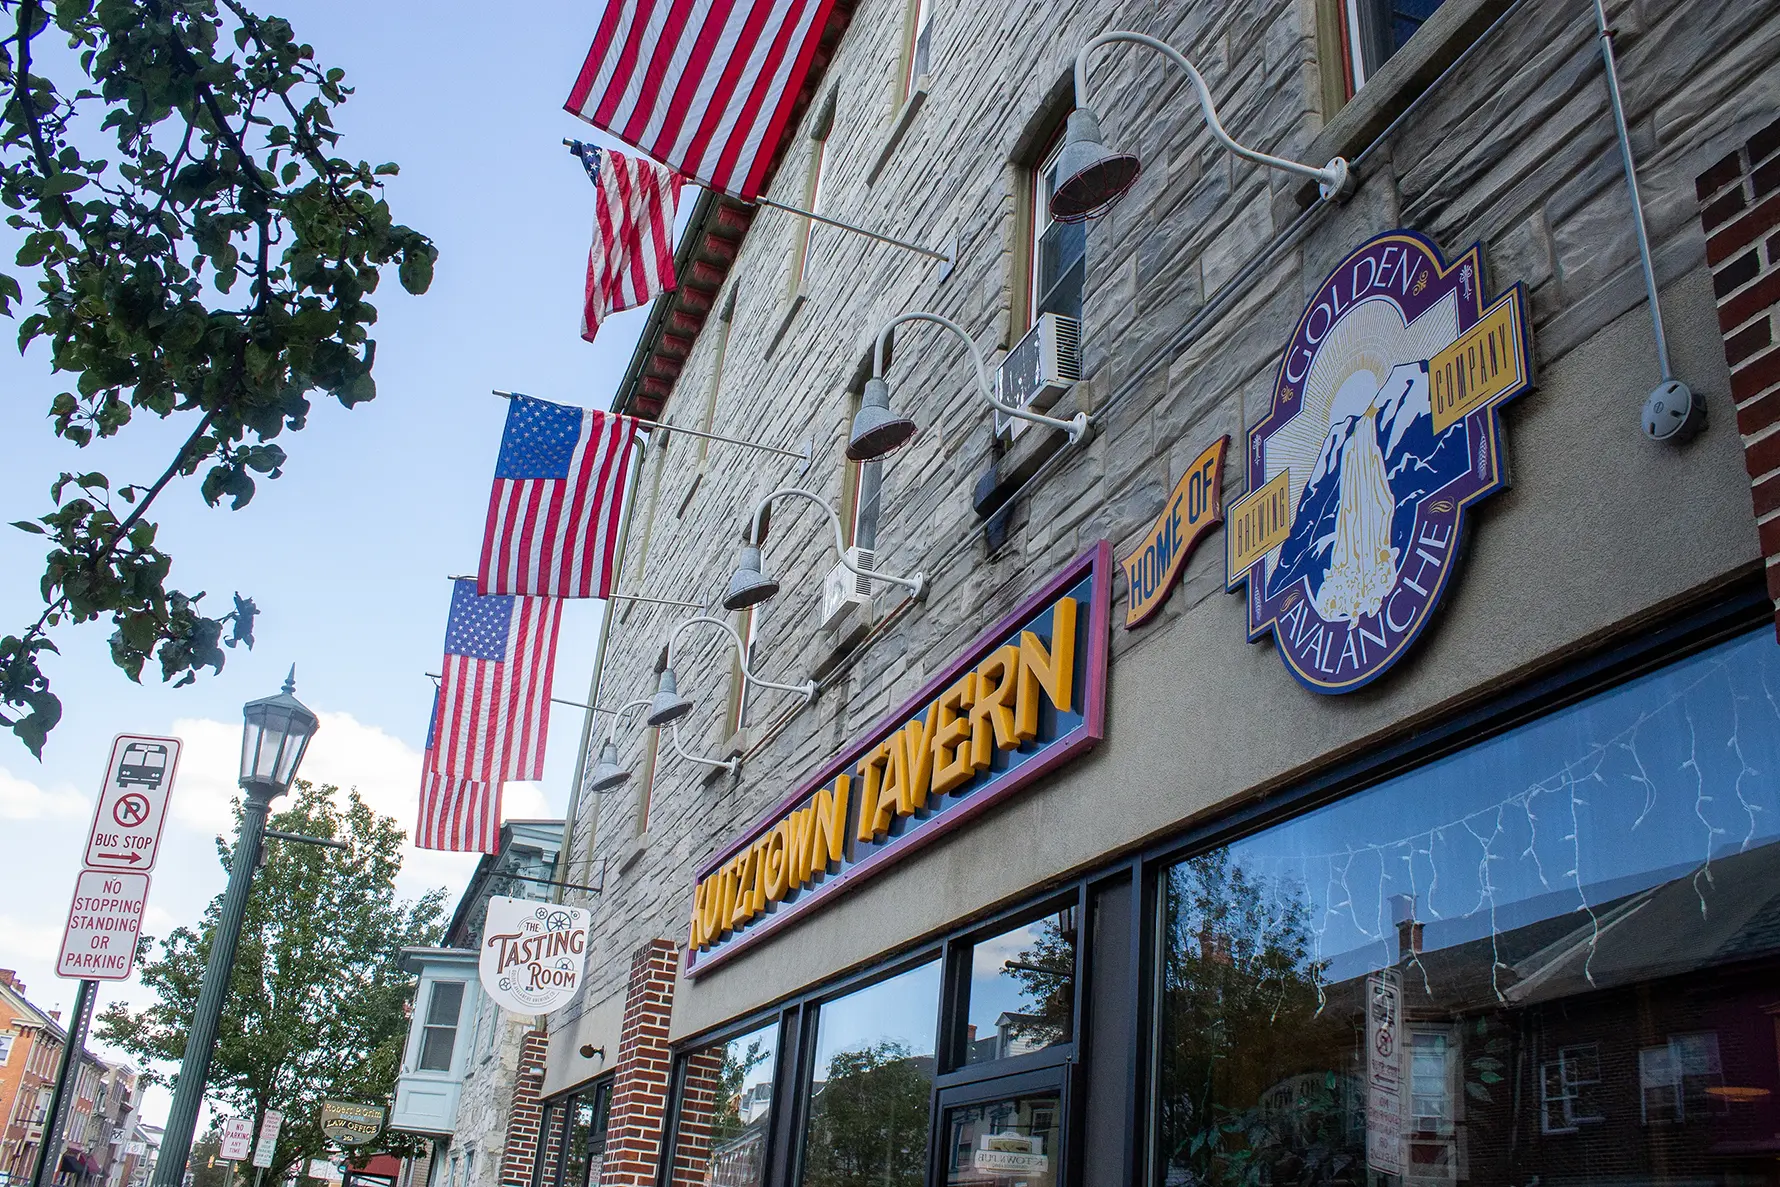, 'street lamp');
153,667,317,1187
